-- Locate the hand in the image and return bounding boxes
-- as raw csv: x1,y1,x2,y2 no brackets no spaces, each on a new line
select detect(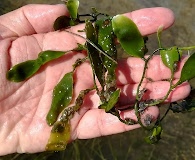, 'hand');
0,4,190,155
